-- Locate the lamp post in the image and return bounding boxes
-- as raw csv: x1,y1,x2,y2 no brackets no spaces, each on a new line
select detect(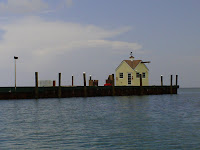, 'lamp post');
14,56,18,91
